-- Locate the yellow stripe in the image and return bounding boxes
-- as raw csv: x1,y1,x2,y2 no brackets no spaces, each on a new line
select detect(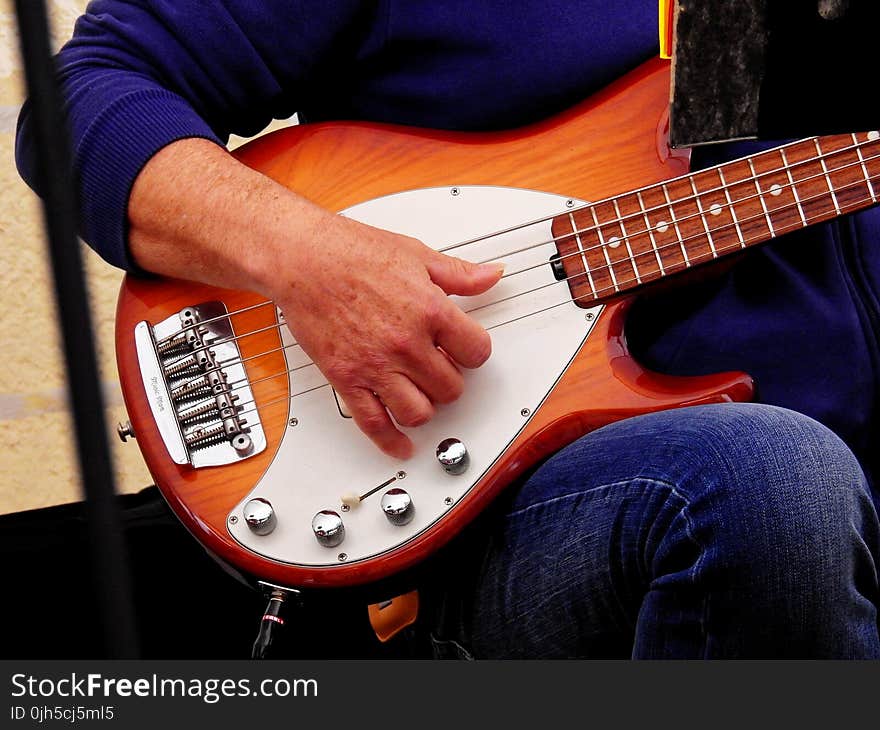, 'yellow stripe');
659,0,673,59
